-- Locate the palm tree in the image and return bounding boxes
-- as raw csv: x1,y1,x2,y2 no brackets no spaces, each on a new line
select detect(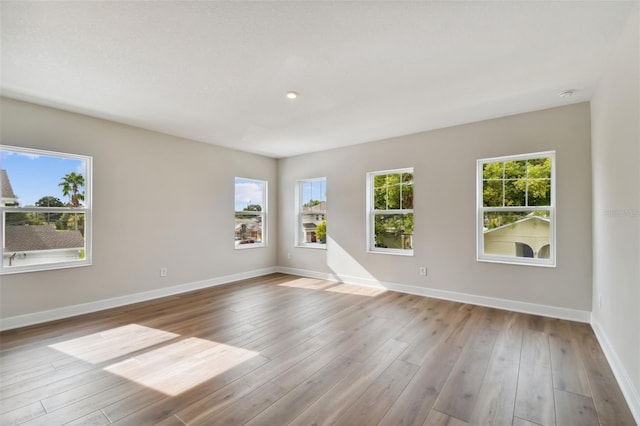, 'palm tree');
59,172,85,230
